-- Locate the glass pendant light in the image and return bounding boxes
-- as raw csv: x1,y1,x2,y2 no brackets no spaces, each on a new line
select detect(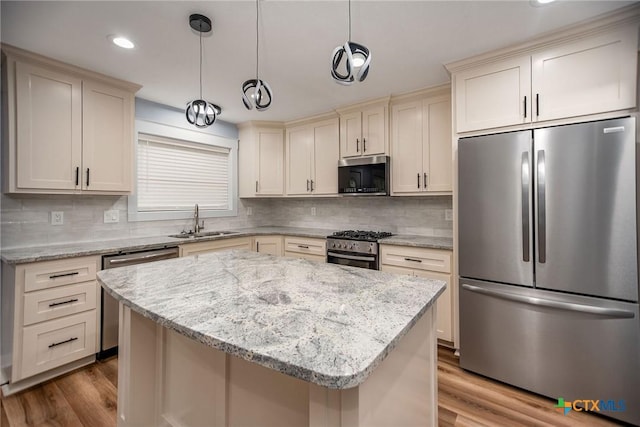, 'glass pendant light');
241,0,273,111
186,14,222,128
331,0,371,85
